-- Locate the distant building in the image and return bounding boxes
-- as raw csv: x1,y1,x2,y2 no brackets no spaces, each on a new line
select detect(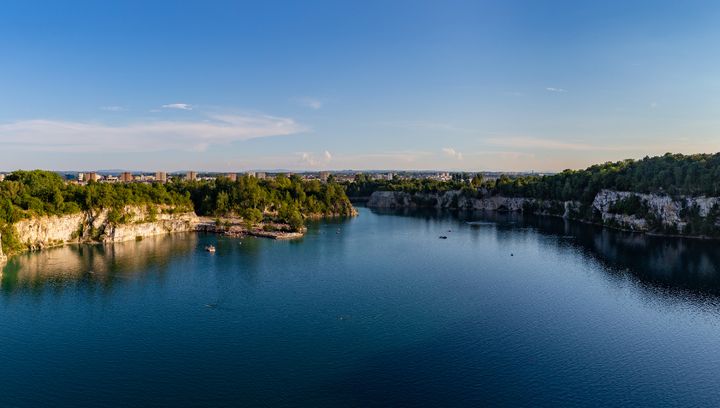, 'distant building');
255,172,267,179
85,172,99,182
0,174,5,182
120,172,133,183
225,173,238,181
246,171,256,178
186,171,197,181
105,175,119,183
319,171,330,182
155,172,167,183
